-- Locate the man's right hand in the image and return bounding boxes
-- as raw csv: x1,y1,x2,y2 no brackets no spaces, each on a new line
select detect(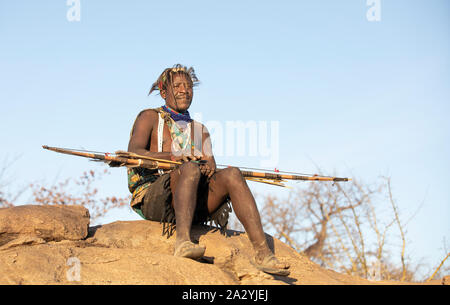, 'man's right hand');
171,154,214,179
171,154,201,163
